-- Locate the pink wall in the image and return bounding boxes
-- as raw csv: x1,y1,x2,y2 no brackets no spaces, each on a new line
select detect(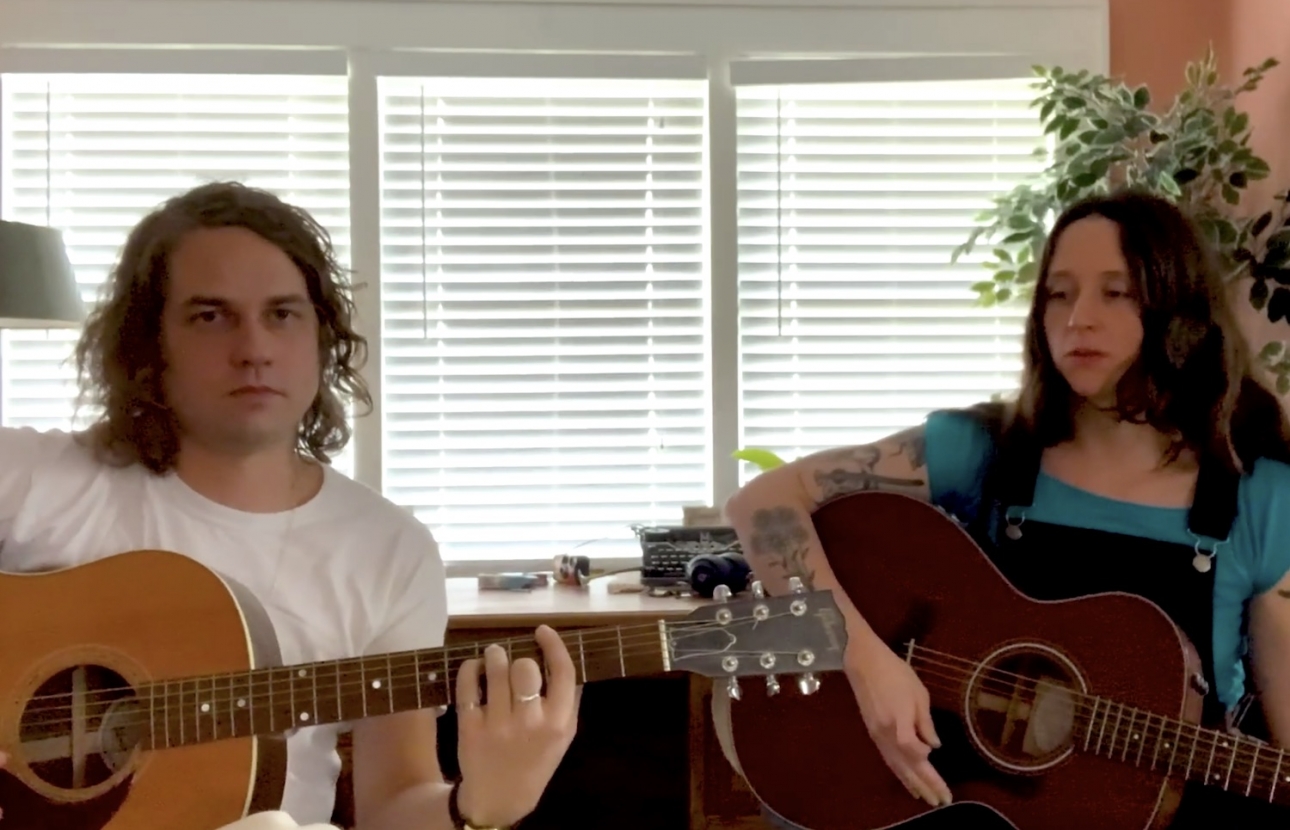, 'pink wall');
1111,0,1290,355
1229,0,1290,207
1110,0,1230,106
